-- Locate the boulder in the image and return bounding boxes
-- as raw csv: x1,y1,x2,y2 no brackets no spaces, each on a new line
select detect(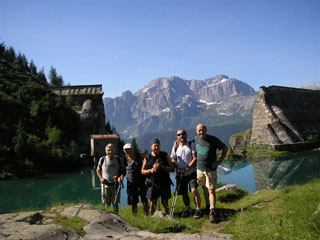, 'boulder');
0,204,232,240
